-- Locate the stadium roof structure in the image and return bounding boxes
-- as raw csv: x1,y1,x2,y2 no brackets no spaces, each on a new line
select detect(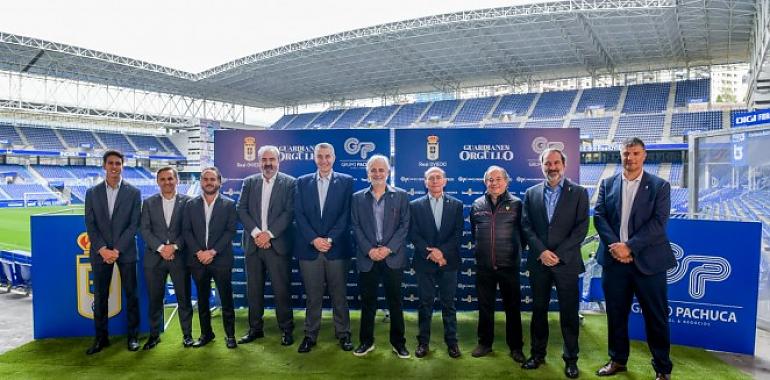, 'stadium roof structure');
0,0,759,108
